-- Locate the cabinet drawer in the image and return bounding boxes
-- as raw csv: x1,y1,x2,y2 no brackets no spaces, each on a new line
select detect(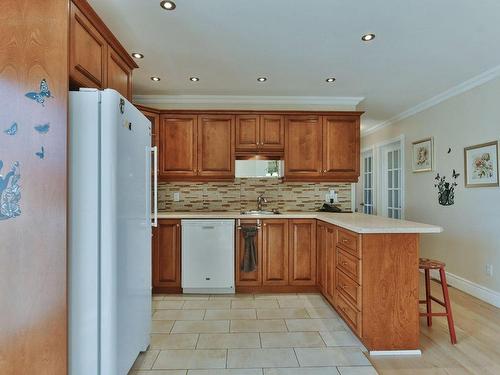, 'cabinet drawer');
335,290,362,337
336,268,362,310
337,228,360,257
336,247,361,284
